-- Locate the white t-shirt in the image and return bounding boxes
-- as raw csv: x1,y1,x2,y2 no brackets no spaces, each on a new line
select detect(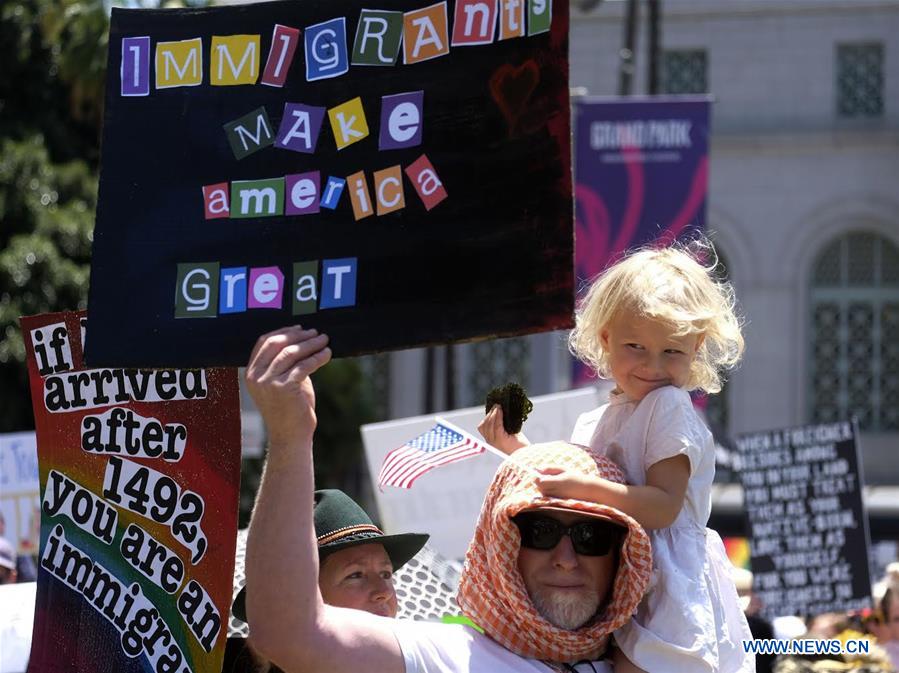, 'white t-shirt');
392,621,613,673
